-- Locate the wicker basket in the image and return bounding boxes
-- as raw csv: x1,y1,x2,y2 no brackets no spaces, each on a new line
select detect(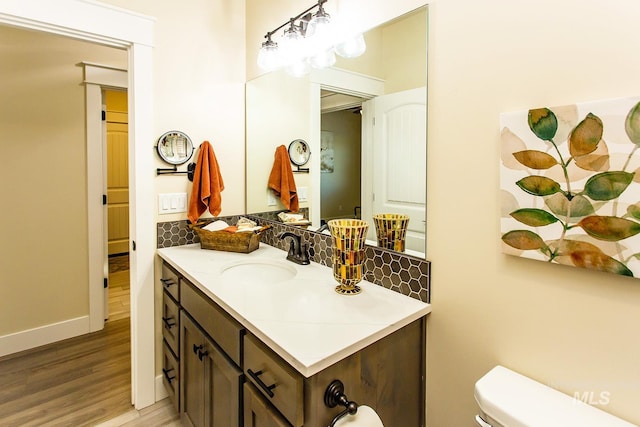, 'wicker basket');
190,223,267,253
